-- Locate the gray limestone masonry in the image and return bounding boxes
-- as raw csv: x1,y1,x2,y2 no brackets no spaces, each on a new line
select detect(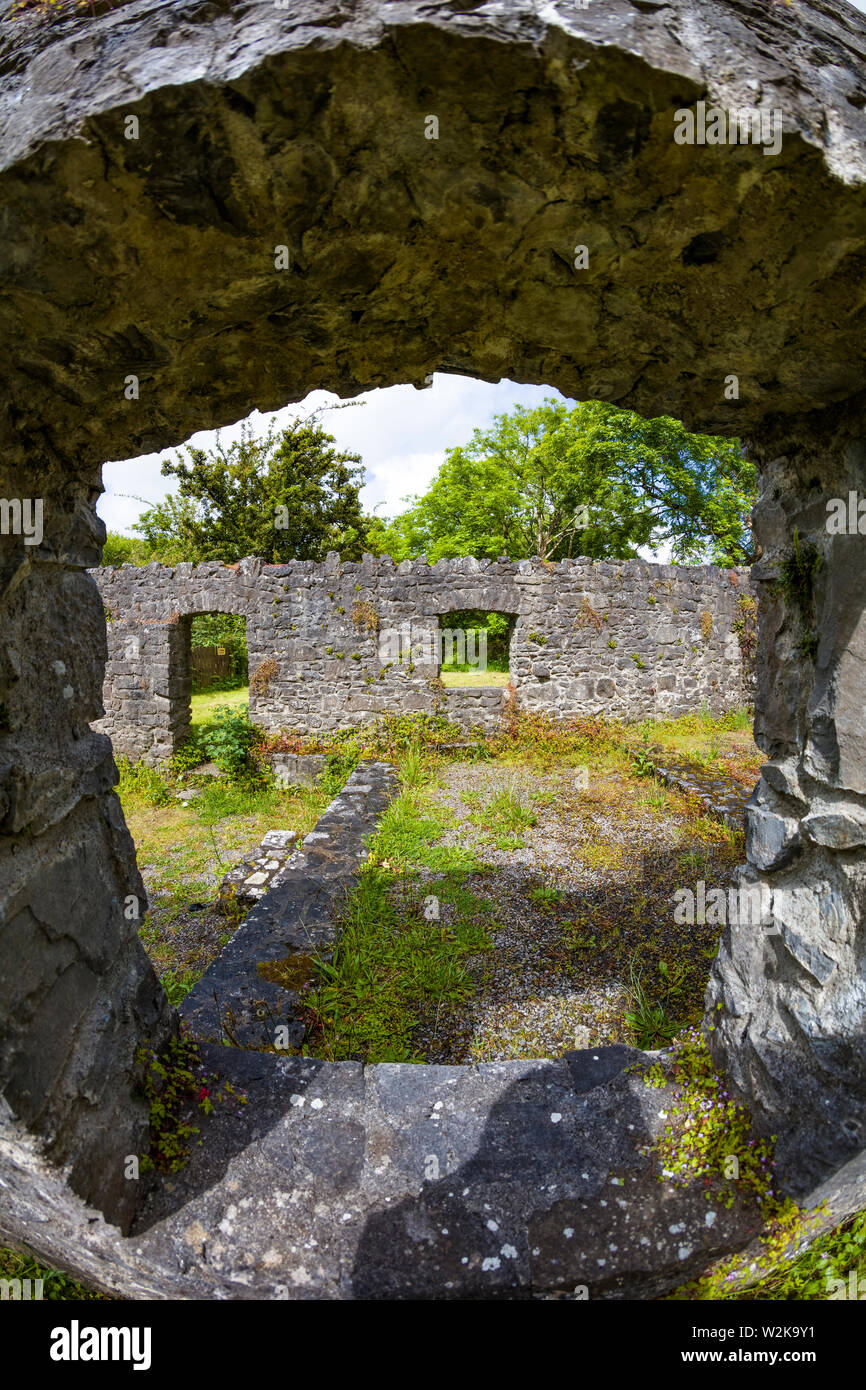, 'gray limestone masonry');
652,760,751,832
1,0,865,1299
217,828,298,910
91,555,756,761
